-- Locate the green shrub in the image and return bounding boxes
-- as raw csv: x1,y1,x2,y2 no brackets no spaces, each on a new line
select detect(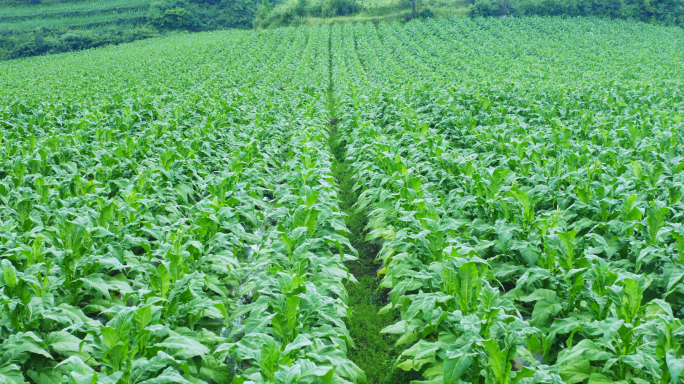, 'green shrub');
468,0,684,25
468,0,504,16
295,0,309,16
322,0,358,16
418,7,434,17
148,1,203,30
